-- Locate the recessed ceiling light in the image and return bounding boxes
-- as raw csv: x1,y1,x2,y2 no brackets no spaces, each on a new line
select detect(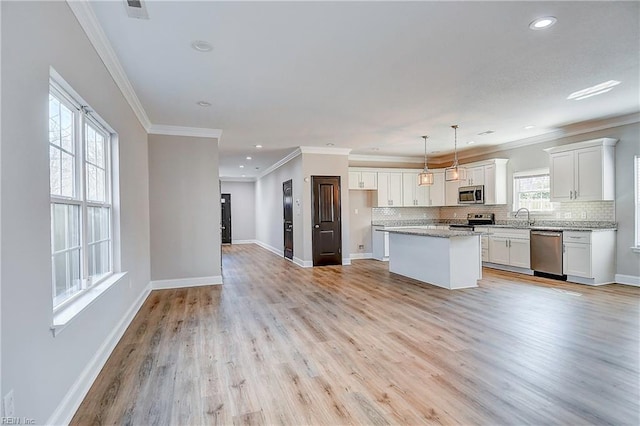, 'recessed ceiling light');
242,175,246,177
191,40,213,52
326,143,335,146
524,125,535,130
567,80,621,100
239,165,244,168
254,145,263,149
196,101,211,107
529,16,557,30
246,156,252,160
467,140,475,145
